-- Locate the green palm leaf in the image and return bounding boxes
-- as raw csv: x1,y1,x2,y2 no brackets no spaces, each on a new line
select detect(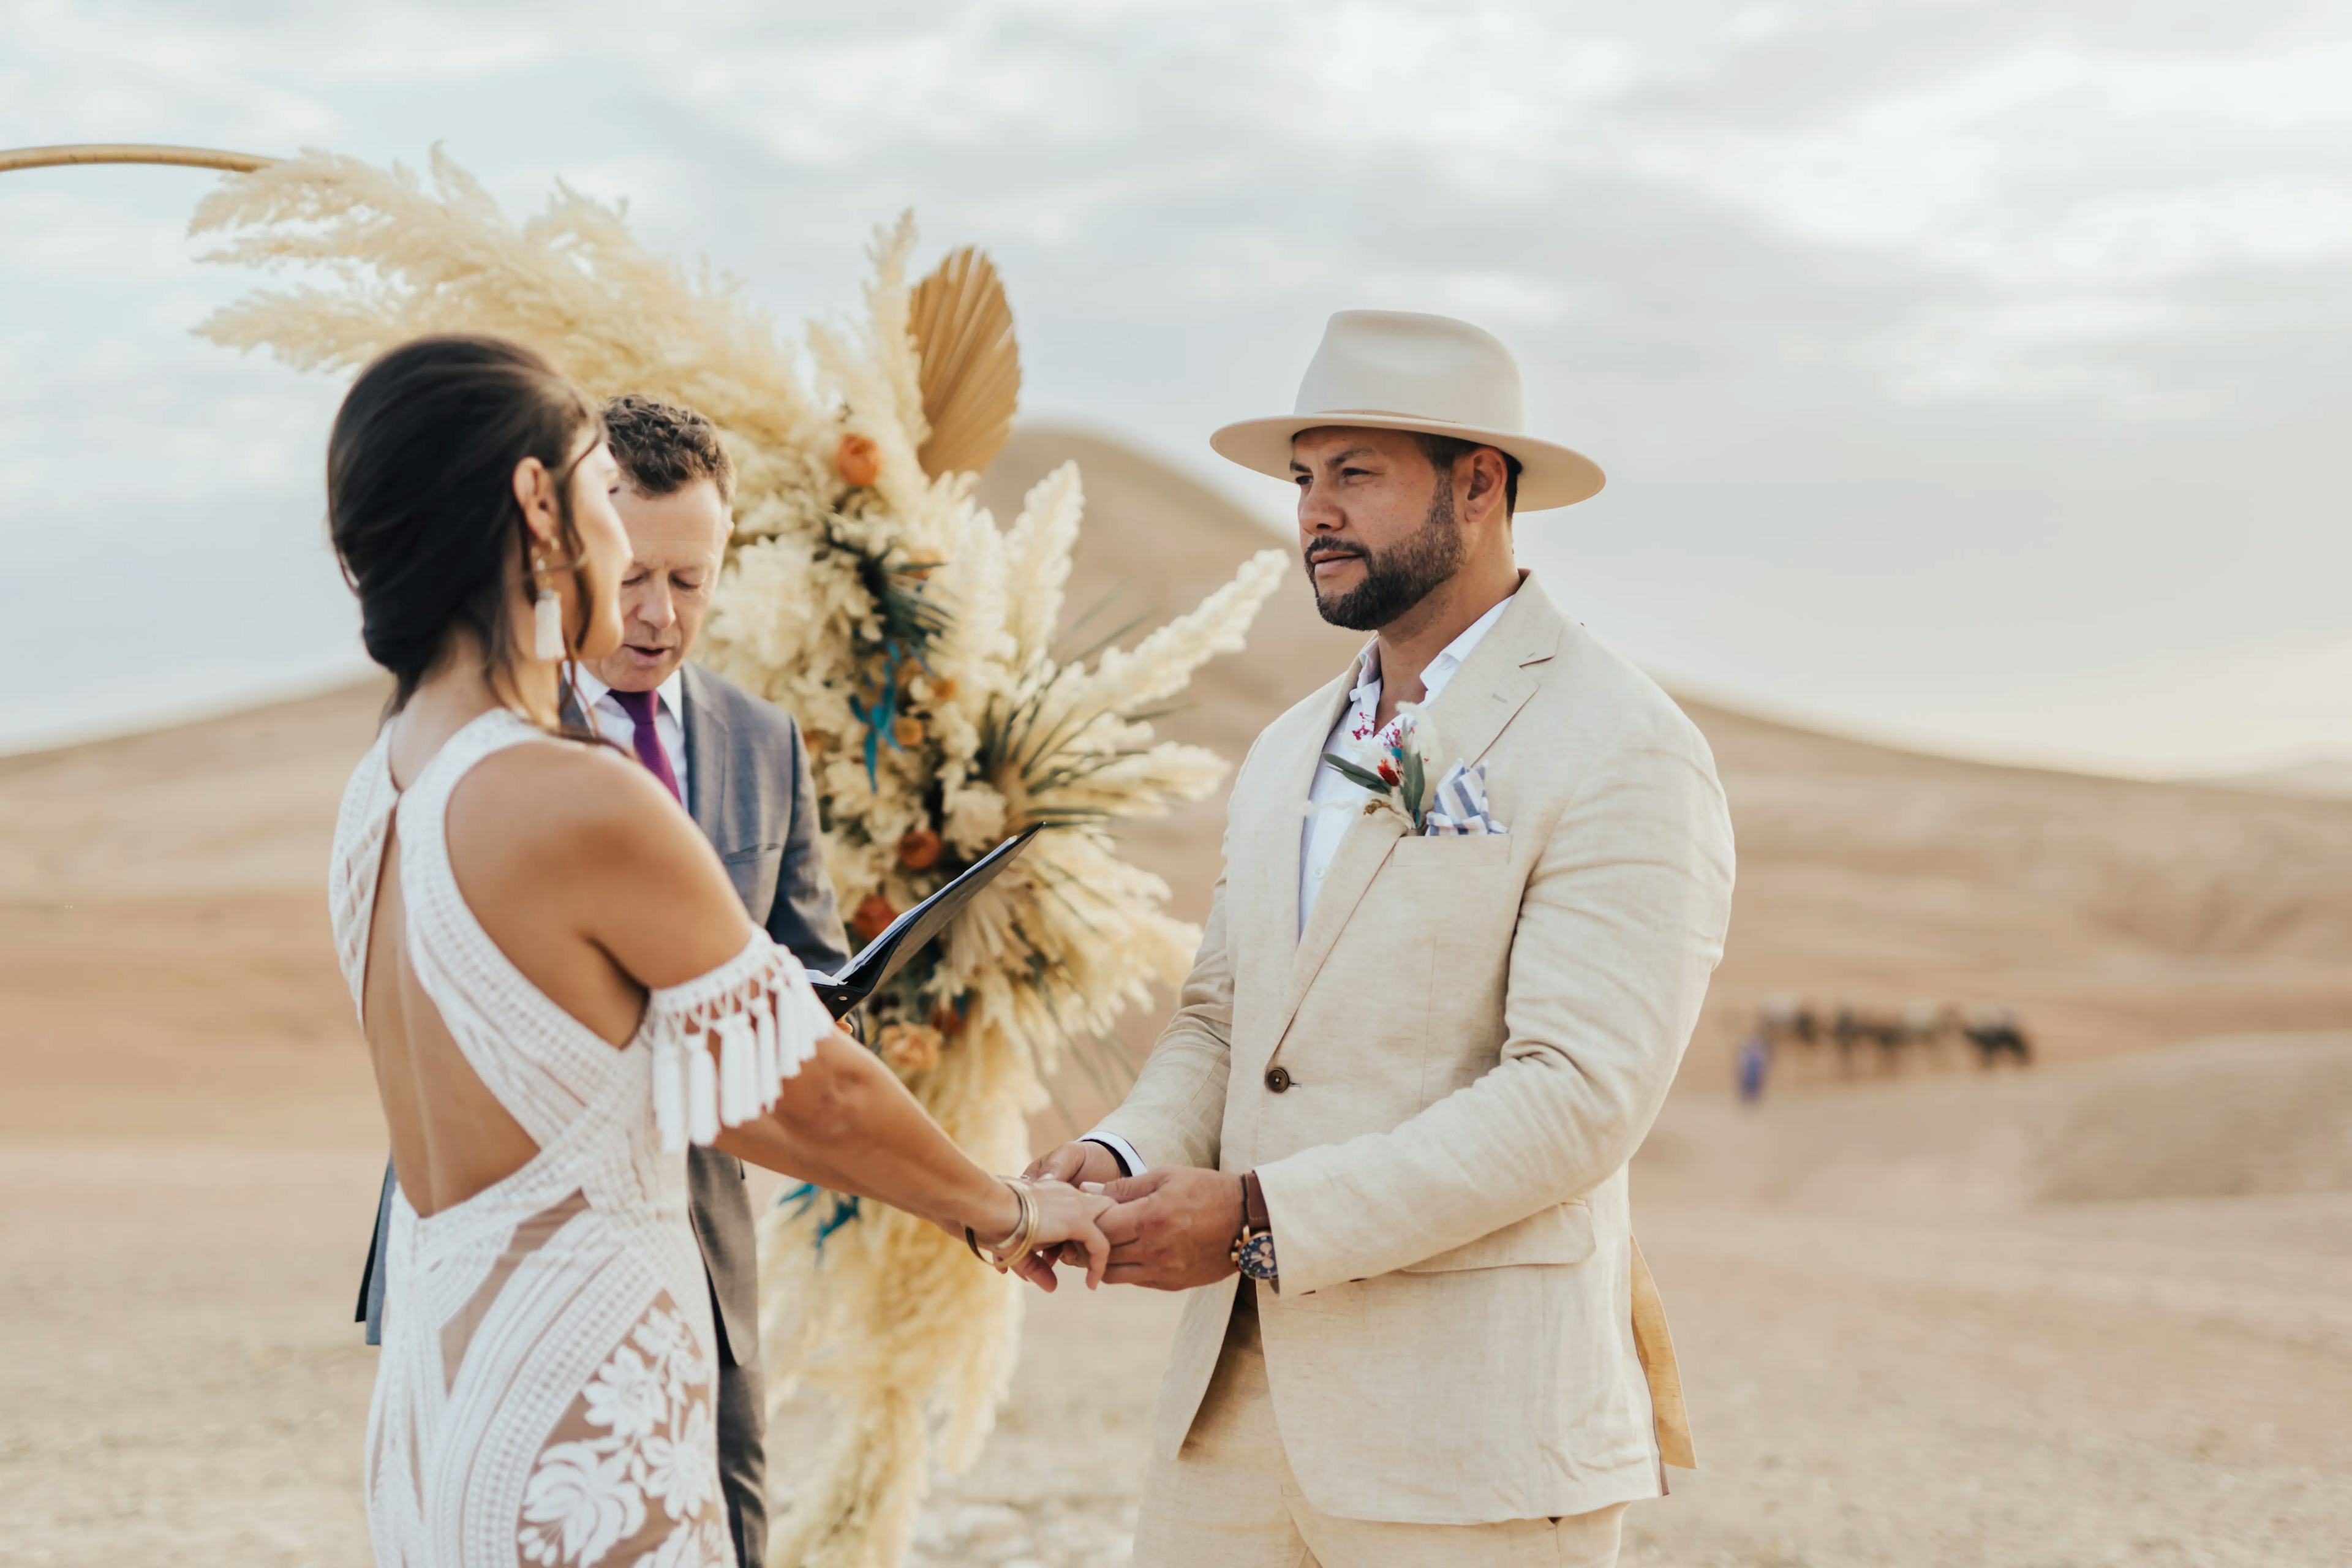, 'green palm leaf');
1320,752,1395,795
